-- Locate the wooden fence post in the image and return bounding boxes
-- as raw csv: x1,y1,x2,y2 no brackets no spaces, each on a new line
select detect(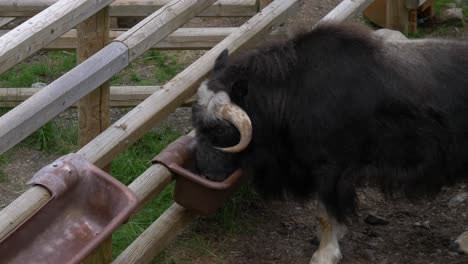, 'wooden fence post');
76,6,112,263
386,0,408,35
